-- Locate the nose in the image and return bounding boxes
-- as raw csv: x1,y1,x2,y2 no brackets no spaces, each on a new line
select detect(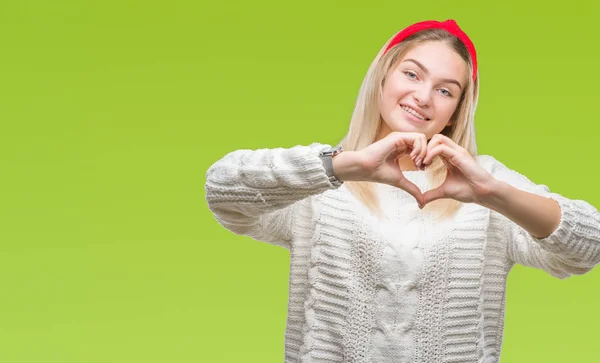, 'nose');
412,85,431,106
